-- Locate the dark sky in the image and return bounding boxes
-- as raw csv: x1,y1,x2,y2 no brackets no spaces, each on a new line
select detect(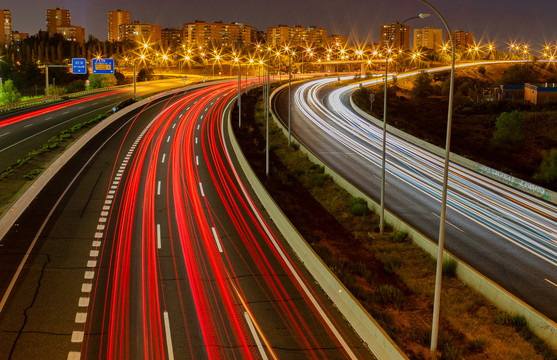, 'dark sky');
7,0,557,48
